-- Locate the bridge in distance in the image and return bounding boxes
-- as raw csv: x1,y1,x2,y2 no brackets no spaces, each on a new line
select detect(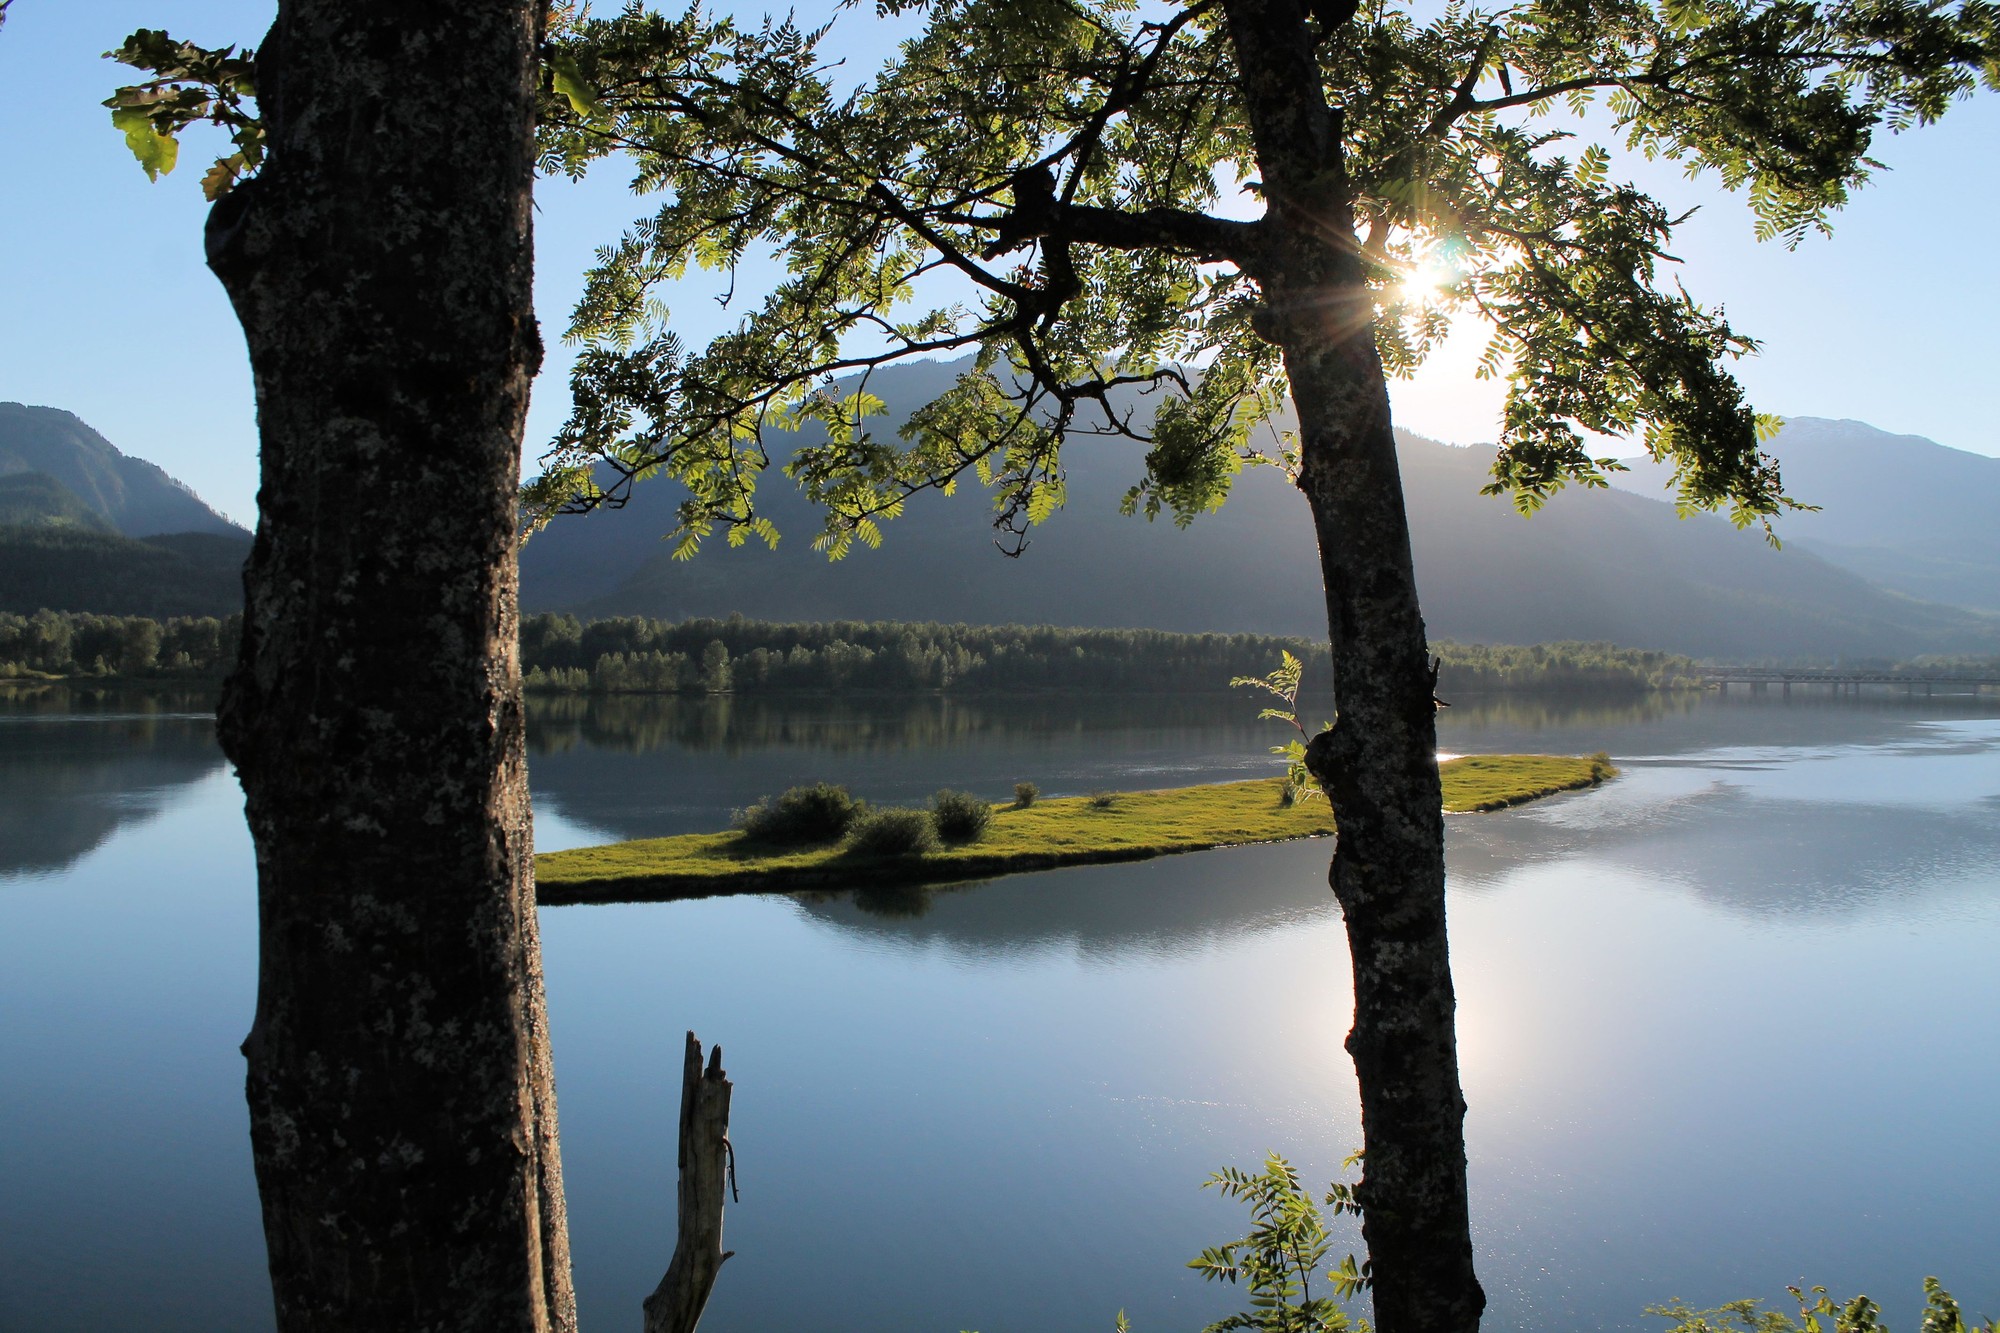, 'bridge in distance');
1699,666,2000,695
